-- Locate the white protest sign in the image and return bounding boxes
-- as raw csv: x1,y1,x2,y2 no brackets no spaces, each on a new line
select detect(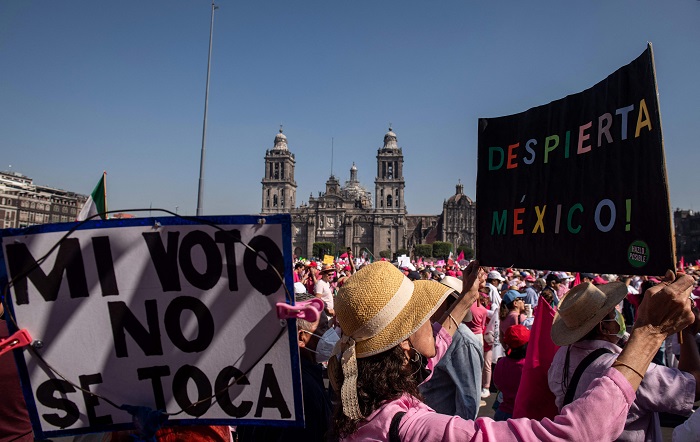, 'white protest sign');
397,255,414,271
0,215,303,439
